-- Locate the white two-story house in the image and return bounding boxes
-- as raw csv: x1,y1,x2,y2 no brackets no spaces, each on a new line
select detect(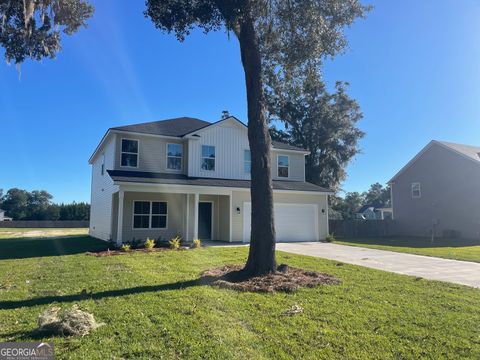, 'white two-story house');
88,116,332,245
